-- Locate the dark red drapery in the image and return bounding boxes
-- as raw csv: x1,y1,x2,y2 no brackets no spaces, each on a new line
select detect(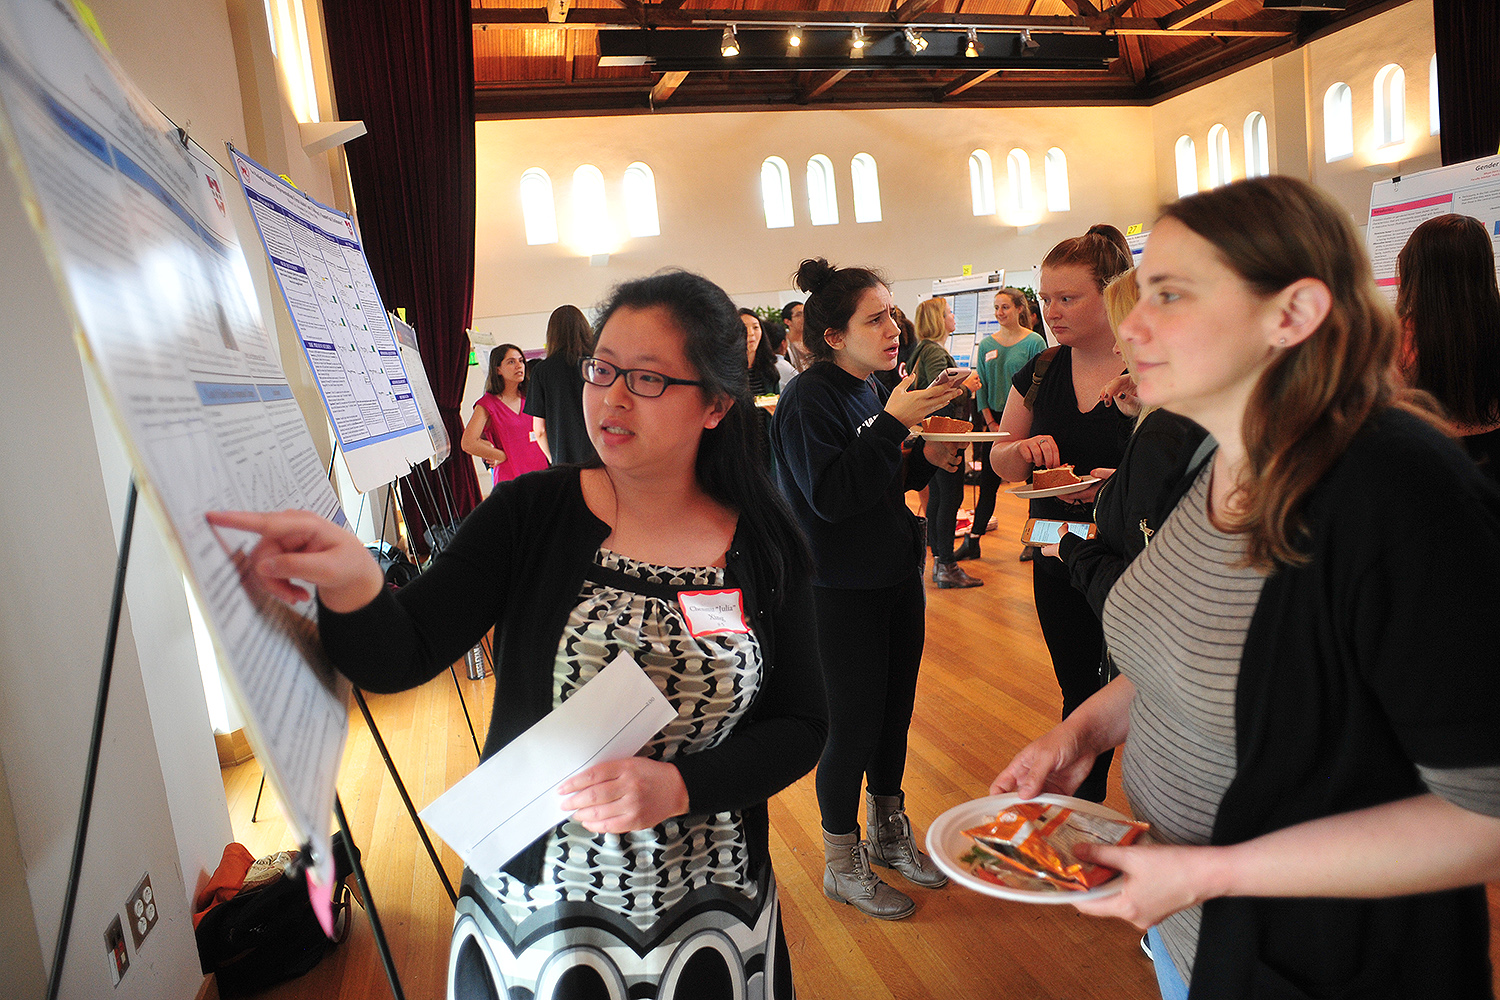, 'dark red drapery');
1432,0,1500,166
322,0,480,555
